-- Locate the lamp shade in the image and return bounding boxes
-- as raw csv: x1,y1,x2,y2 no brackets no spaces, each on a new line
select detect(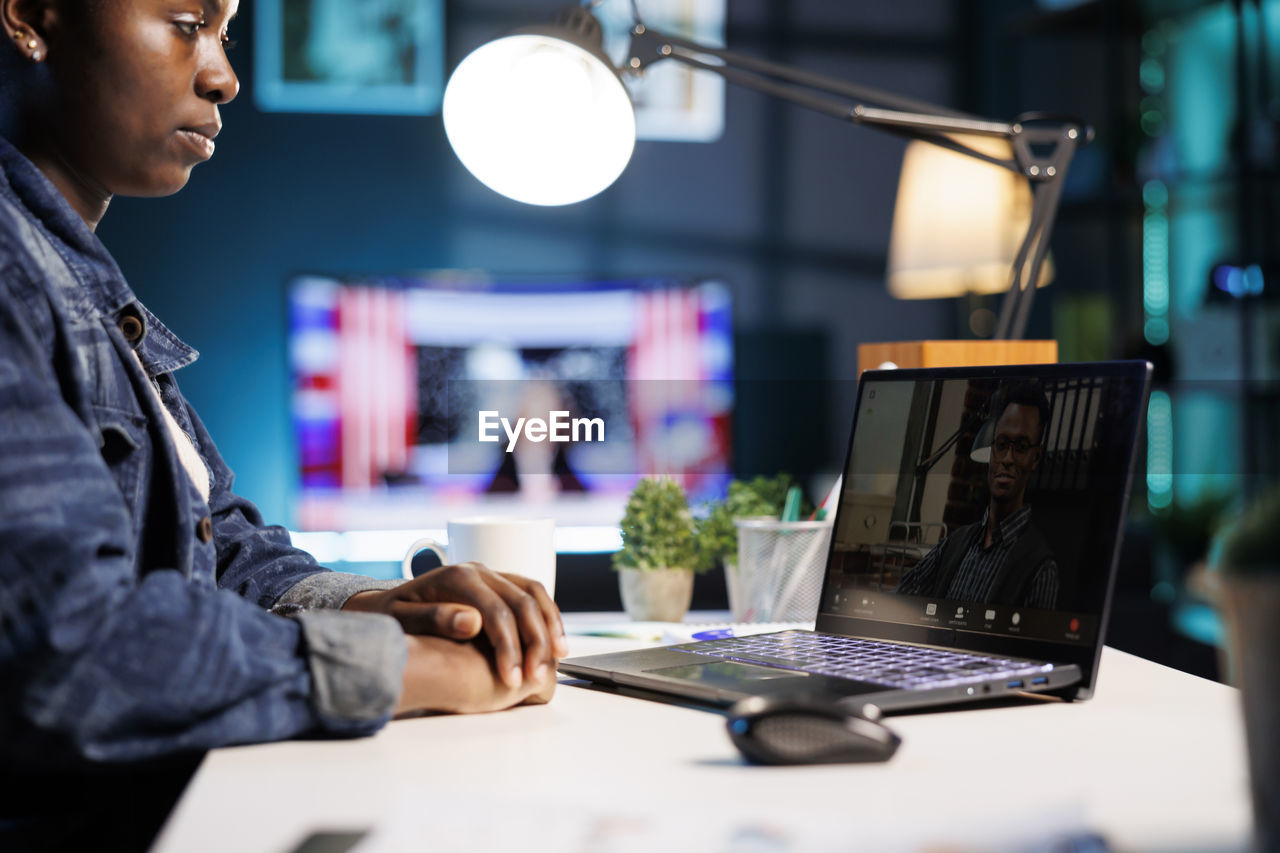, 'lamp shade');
442,28,637,206
887,138,1053,300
